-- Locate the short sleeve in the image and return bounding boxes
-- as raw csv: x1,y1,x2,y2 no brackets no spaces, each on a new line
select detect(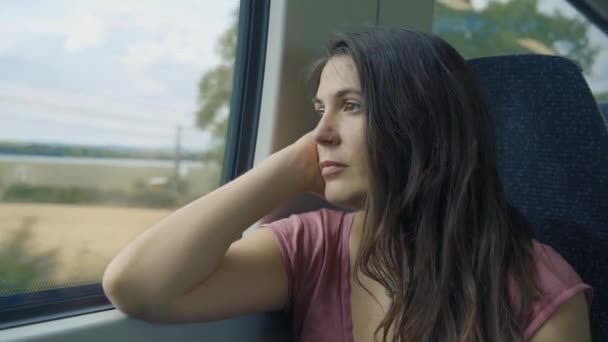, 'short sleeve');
266,212,323,311
521,241,593,340
263,209,342,314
